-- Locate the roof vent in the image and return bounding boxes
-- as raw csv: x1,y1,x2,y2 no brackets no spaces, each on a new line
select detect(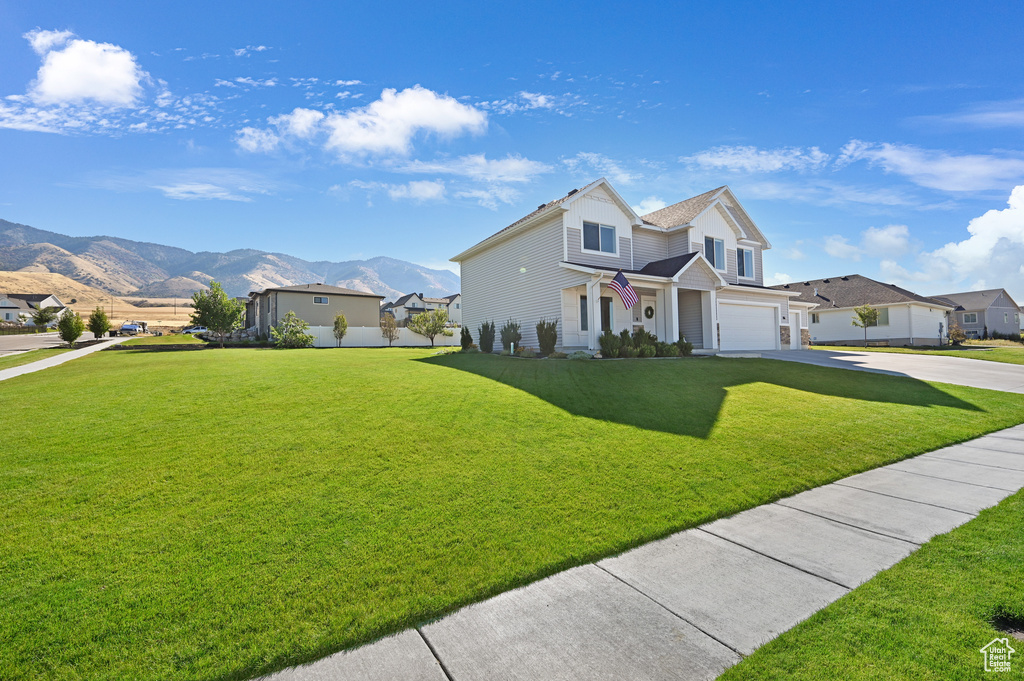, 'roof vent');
783,284,790,288
537,204,546,210
841,276,849,281
567,188,578,196
804,282,811,286
814,288,818,296
822,279,830,283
